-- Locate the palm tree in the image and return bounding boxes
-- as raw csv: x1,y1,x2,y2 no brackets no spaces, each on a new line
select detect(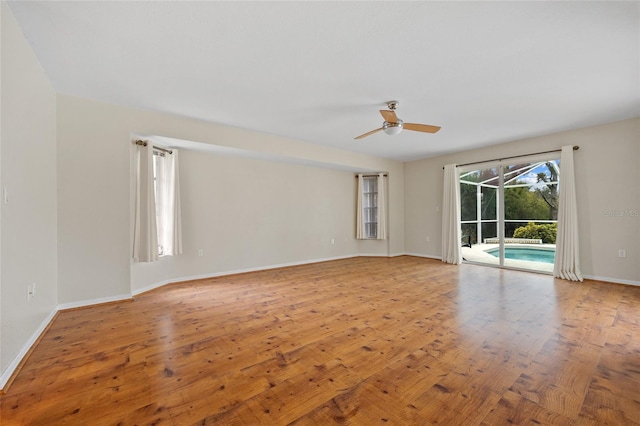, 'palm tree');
535,162,558,220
